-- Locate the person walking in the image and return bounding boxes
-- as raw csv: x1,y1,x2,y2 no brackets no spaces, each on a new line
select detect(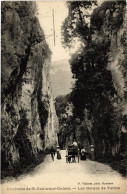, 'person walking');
90,145,95,161
56,146,61,160
50,146,55,161
81,146,86,160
